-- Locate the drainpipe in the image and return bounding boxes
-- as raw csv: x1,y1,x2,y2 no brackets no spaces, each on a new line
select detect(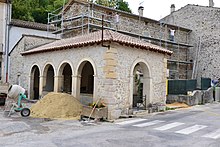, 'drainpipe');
101,15,110,49
5,0,11,83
